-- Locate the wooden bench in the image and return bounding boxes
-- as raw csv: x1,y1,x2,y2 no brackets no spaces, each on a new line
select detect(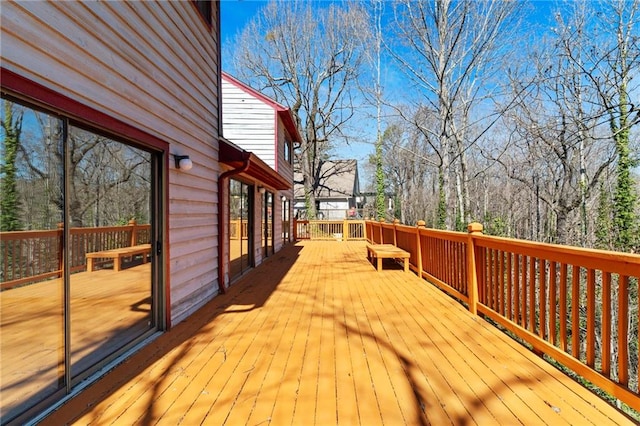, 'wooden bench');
366,244,410,273
86,244,151,272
